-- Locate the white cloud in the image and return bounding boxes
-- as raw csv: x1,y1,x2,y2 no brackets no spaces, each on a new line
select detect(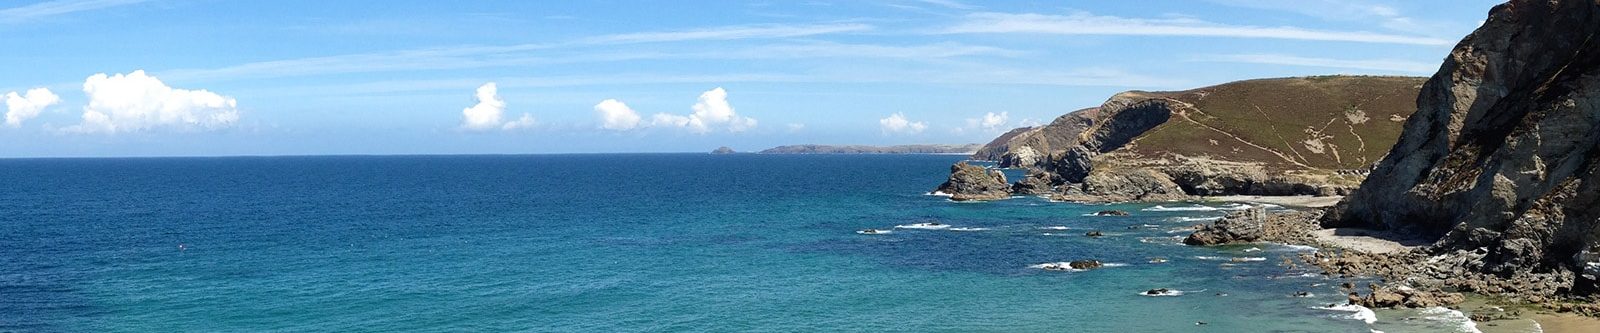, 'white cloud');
879,112,927,135
944,12,1454,46
787,123,806,133
4,88,61,127
914,0,976,10
644,87,758,134
461,82,506,130
1192,54,1438,73
502,113,537,130
459,82,537,131
581,23,870,44
956,111,1010,135
594,99,641,131
0,0,148,24
65,70,240,134
163,23,878,82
